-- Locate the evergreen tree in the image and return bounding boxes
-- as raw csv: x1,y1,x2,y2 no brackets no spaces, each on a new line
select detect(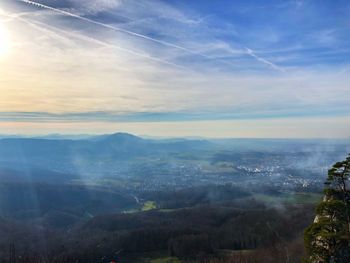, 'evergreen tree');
304,154,350,263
